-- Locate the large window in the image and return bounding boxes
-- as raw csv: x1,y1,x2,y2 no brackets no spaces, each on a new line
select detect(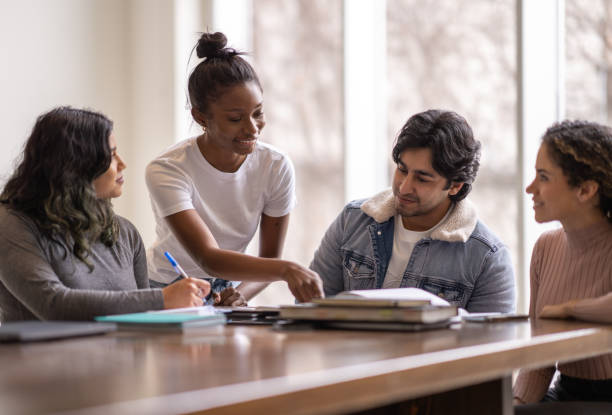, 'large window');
247,0,518,305
566,0,612,124
210,0,601,309
387,0,518,277
251,0,344,304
